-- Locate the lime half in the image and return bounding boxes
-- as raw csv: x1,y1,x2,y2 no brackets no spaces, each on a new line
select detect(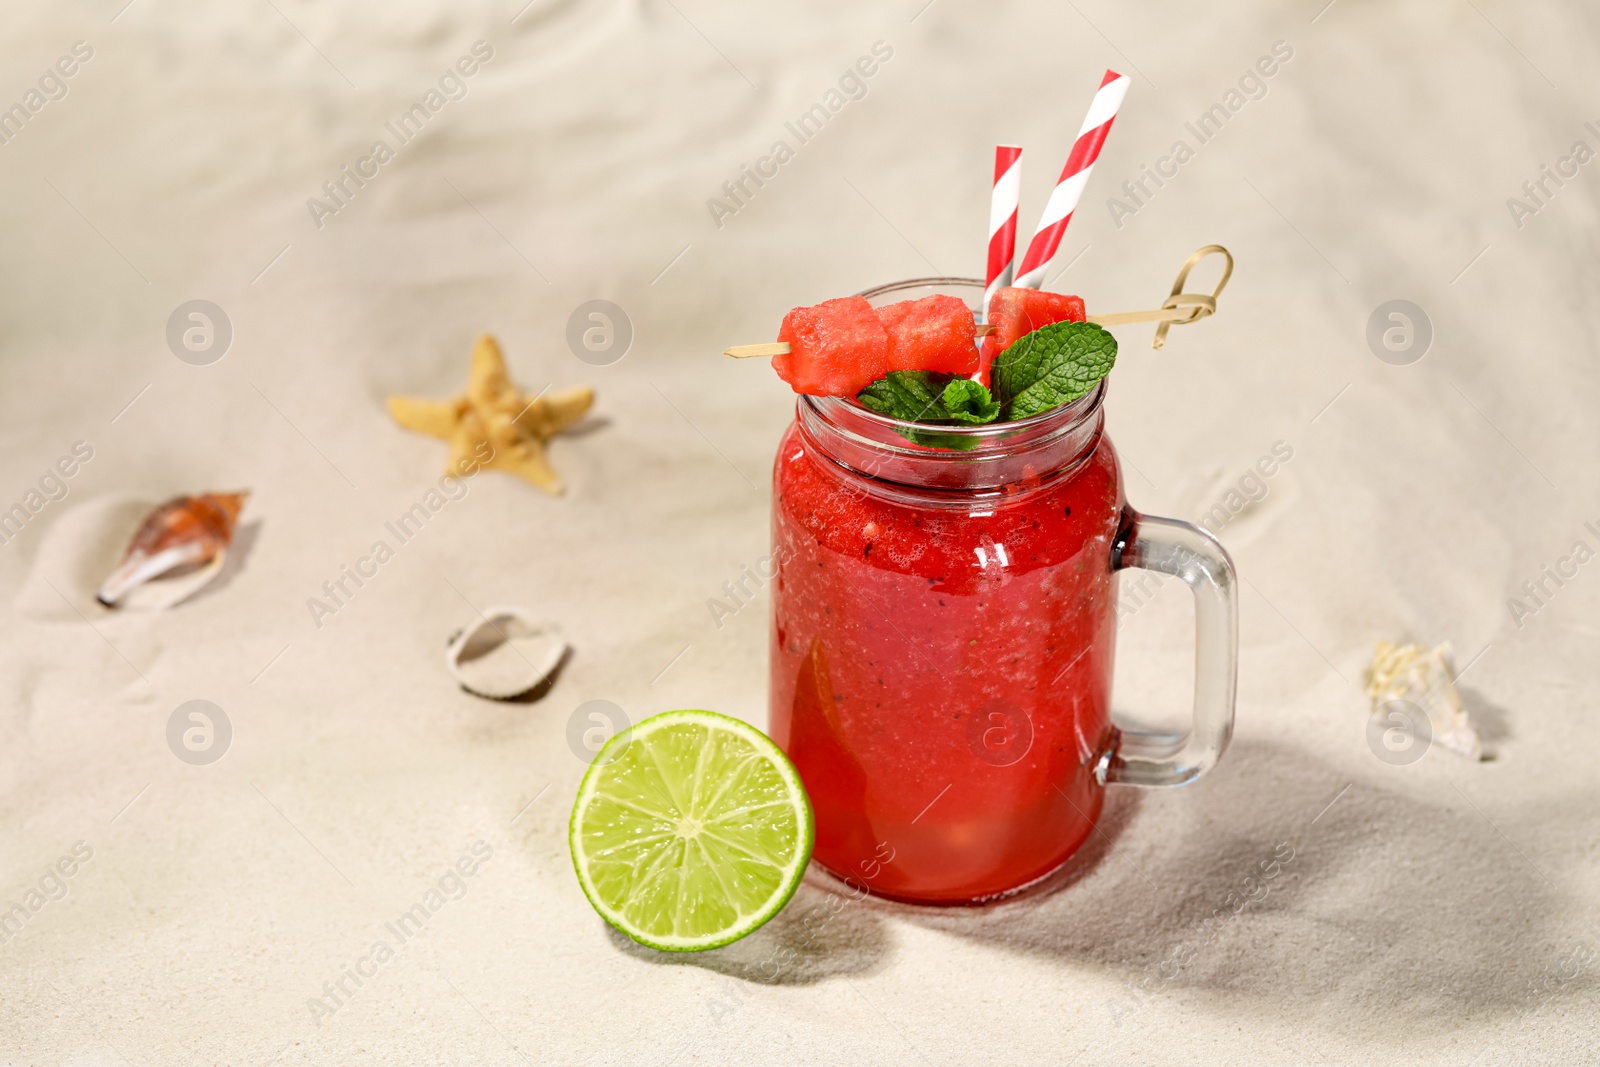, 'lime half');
569,709,814,952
